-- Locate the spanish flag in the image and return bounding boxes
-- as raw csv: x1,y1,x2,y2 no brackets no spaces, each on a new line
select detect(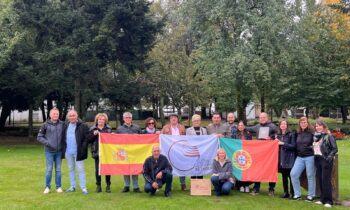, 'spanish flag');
99,133,159,175
220,138,278,182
